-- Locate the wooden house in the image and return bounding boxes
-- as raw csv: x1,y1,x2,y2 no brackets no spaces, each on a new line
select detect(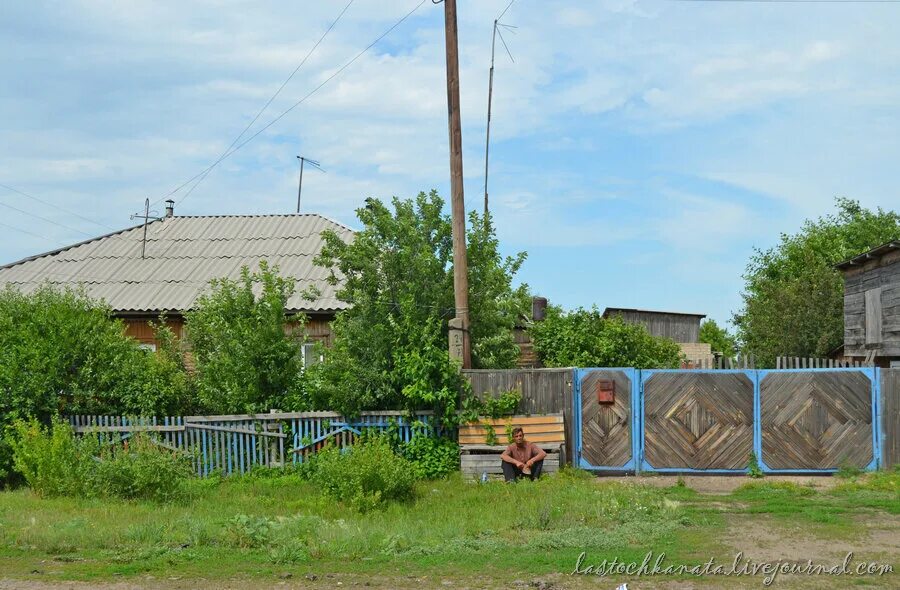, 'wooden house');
836,240,900,367
0,209,353,364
